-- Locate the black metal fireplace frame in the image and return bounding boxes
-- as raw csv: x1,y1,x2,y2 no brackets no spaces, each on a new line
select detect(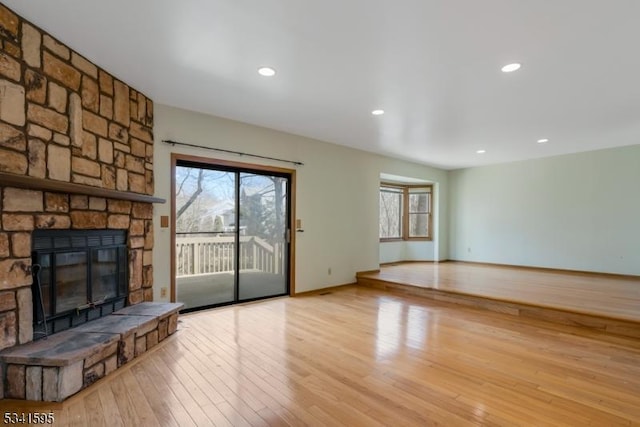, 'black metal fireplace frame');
31,229,129,338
